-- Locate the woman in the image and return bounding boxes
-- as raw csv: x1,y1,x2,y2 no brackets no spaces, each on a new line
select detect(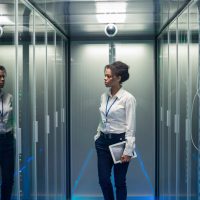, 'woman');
94,61,136,200
0,65,14,200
